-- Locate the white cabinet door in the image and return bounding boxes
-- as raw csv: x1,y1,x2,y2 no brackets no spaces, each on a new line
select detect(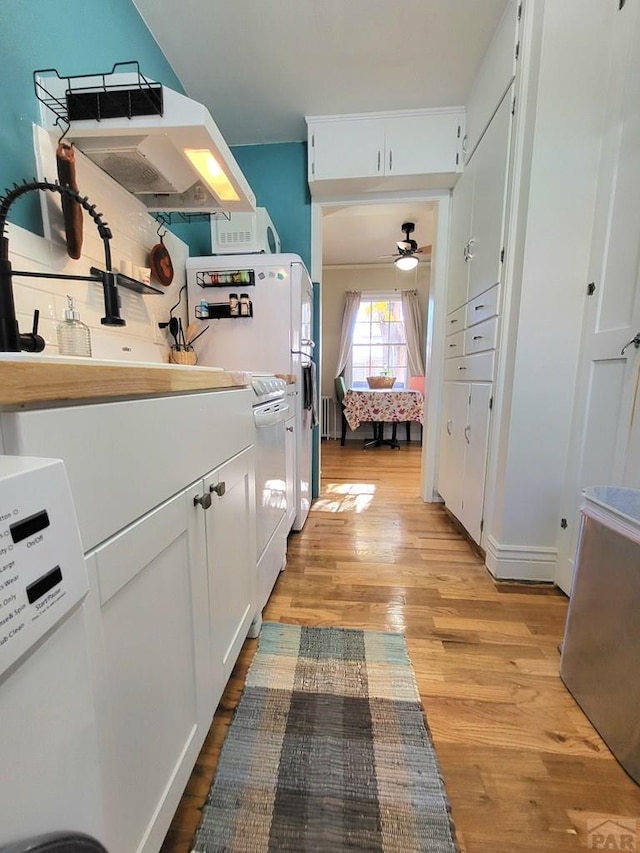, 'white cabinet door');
438,382,468,518
385,112,462,176
459,383,492,542
446,164,475,314
310,118,385,180
285,414,296,532
205,445,257,687
438,382,492,545
88,485,211,853
468,91,513,301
